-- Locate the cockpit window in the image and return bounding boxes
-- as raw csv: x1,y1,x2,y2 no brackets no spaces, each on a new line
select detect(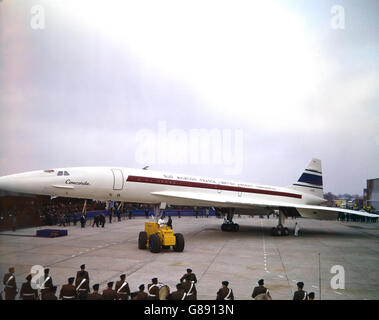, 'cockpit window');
64,171,70,176
57,171,63,176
